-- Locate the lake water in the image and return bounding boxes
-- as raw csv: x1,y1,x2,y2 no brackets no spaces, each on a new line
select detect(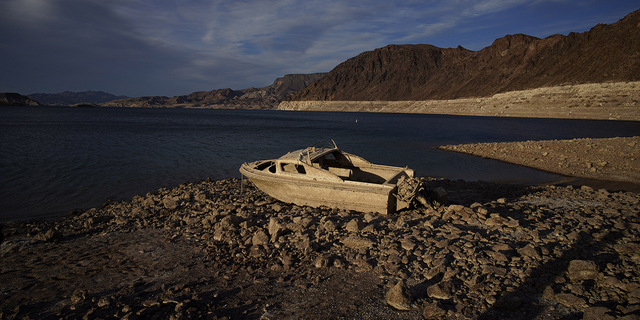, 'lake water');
2,106,639,222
